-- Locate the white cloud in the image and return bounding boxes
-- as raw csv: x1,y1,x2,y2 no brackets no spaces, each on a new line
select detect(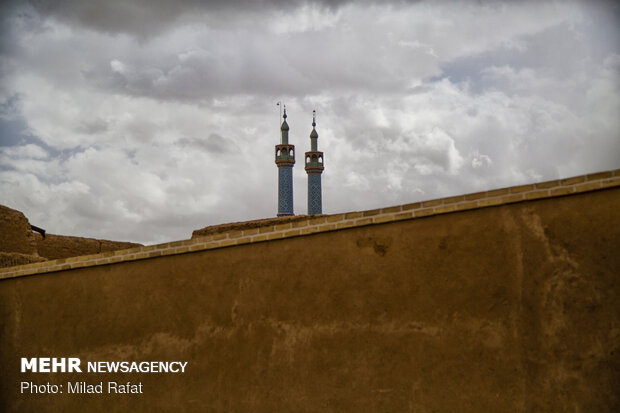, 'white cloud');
110,59,125,73
269,3,342,34
471,151,492,169
1,143,48,159
0,0,618,243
